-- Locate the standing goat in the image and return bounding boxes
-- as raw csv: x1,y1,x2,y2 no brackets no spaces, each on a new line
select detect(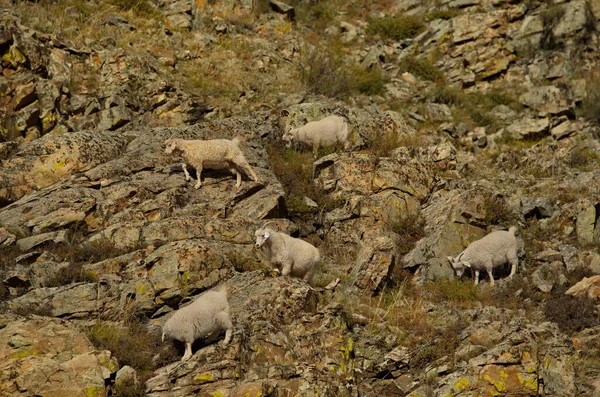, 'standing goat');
254,225,320,285
164,137,259,189
282,115,350,156
161,285,233,361
447,226,520,287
